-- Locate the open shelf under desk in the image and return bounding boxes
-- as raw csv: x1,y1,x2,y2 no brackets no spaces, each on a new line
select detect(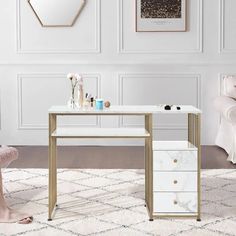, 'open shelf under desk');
51,127,150,138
